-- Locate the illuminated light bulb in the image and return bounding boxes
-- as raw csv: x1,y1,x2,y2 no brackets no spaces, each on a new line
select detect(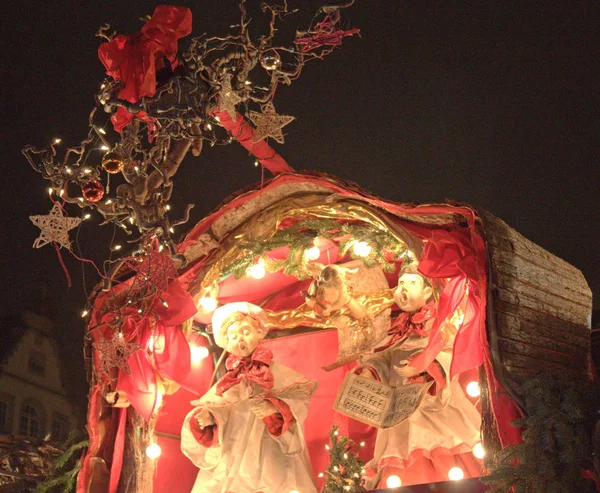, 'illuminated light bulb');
333,430,339,436
344,487,351,491
84,214,91,220
59,189,65,197
100,145,109,151
333,466,339,472
78,197,84,202
205,123,212,130
214,115,221,122
199,296,218,312
65,167,72,174
244,80,252,85
99,128,106,134
100,83,106,89
113,244,122,251
169,227,174,233
191,345,210,364
161,300,169,308
254,160,260,167
352,241,372,257
343,453,348,459
466,381,481,398
325,444,330,450
118,332,124,339
472,442,485,459
129,217,134,224
158,244,164,253
83,168,91,174
360,441,365,447
105,199,112,204
145,443,161,459
354,473,359,478
318,473,324,478
386,475,402,488
48,187,54,195
134,165,140,172
81,310,88,318
304,246,321,261
448,467,464,481
137,309,143,314
247,261,266,280
165,204,171,211
54,138,62,144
